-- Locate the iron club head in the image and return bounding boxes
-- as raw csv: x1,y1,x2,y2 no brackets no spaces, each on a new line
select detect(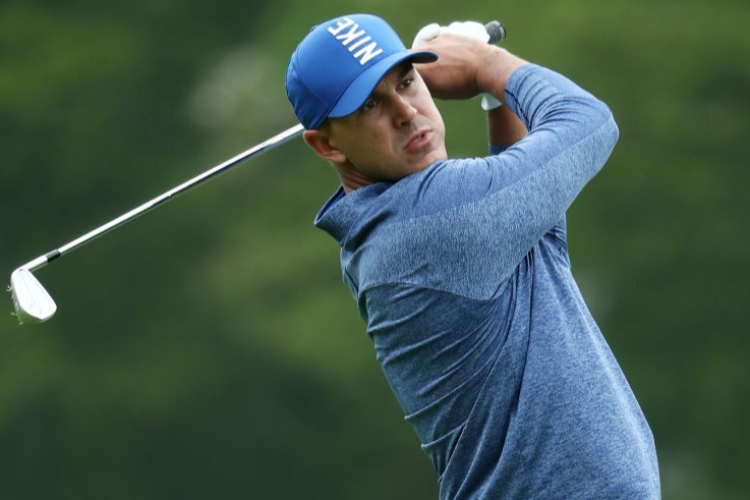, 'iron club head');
9,268,57,325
